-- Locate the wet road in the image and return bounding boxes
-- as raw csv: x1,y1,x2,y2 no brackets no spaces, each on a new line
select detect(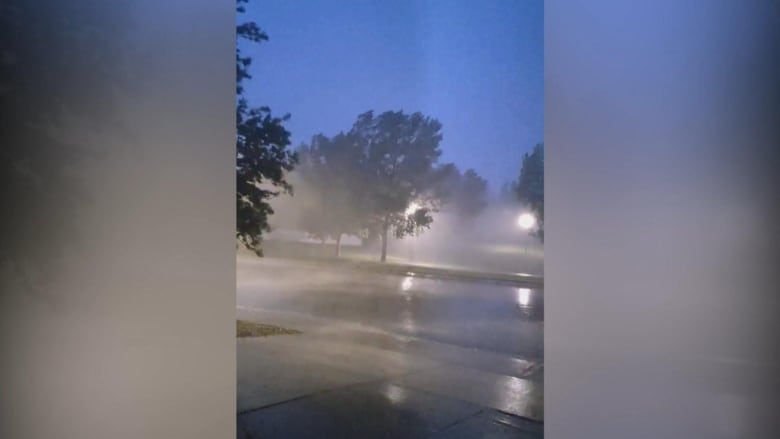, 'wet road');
237,257,544,435
237,257,543,360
